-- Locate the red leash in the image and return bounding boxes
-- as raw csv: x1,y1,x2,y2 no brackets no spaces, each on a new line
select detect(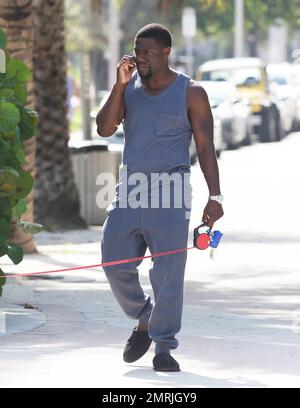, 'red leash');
0,246,196,280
